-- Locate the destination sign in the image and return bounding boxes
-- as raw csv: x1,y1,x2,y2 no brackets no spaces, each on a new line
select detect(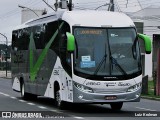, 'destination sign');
79,30,103,35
